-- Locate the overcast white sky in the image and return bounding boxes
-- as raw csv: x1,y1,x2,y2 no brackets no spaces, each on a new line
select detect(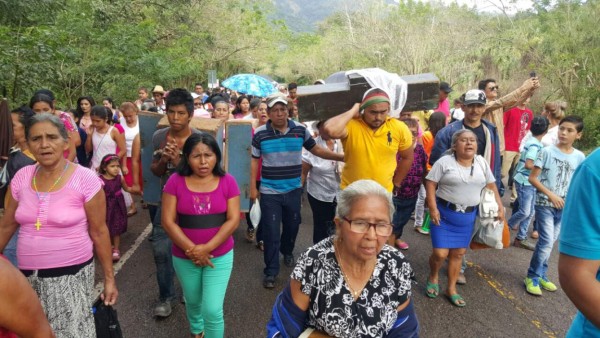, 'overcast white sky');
404,0,536,14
